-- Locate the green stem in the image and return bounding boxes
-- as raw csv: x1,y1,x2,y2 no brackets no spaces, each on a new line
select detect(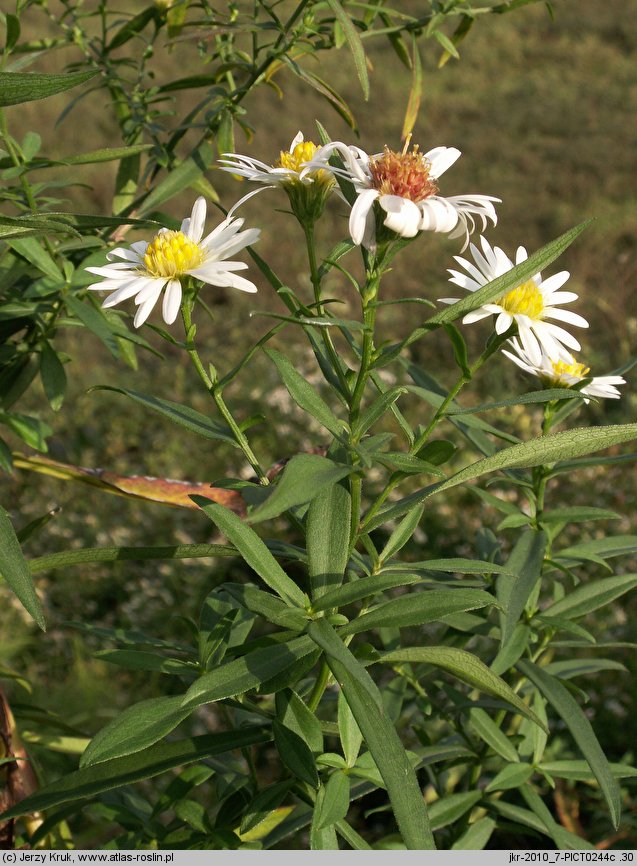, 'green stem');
303,222,351,398
181,299,268,485
307,660,331,713
347,274,380,548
